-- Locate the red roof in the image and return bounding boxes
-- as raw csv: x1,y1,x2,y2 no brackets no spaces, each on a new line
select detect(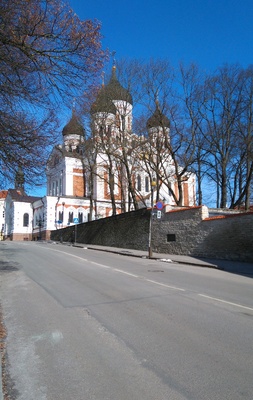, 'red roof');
0,190,8,199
